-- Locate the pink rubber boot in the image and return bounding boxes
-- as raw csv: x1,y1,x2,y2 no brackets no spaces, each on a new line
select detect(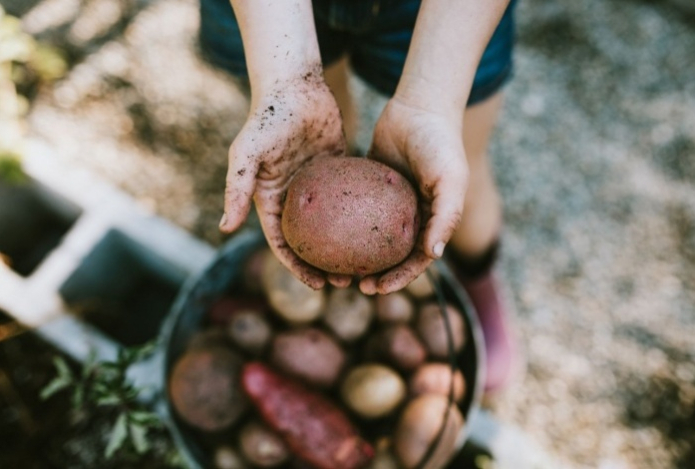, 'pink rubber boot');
447,244,521,395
